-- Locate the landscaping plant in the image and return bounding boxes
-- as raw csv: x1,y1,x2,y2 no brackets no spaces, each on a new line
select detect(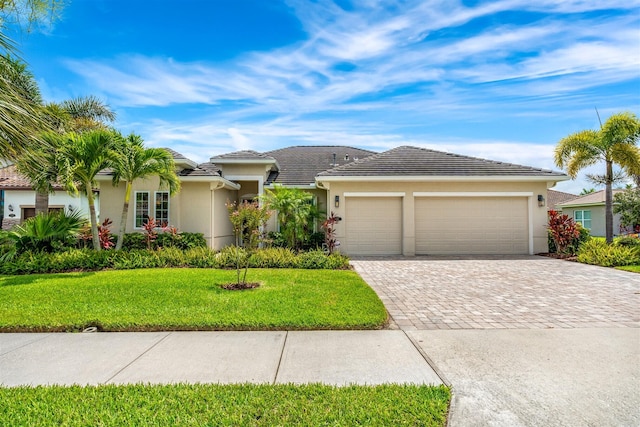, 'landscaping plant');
225,200,272,288
322,211,341,254
547,209,581,255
